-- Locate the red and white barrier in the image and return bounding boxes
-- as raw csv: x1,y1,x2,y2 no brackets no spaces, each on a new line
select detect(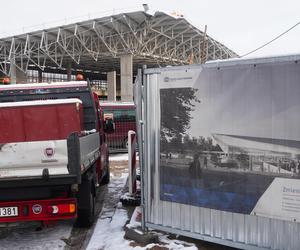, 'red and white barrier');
128,130,137,195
